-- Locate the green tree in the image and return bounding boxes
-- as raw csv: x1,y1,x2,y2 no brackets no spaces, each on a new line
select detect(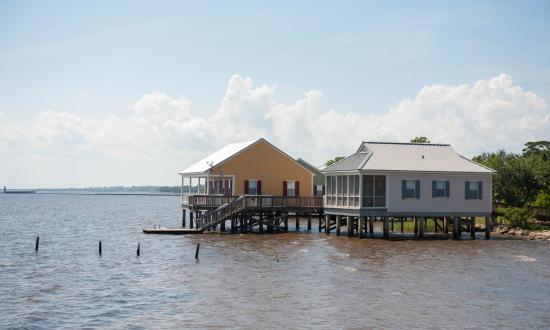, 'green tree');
411,136,430,143
325,156,345,167
522,141,550,160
